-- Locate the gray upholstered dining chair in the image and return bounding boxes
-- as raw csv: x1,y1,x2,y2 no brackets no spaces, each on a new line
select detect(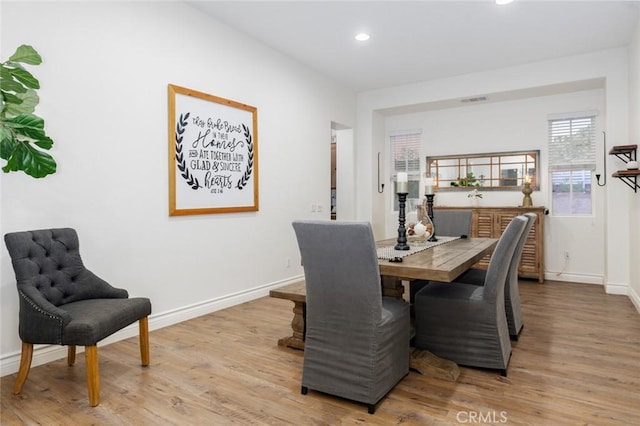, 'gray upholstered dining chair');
432,209,473,237
455,212,537,339
292,220,410,414
409,209,473,303
413,215,527,376
4,228,152,407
